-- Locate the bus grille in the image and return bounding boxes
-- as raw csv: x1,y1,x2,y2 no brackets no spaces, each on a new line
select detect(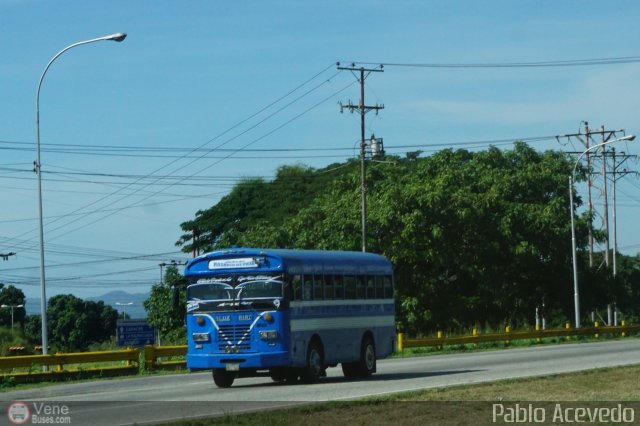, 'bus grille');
217,324,252,351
